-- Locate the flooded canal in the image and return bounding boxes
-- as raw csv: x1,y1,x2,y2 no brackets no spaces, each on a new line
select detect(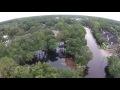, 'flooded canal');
25,28,108,77
84,27,108,78
48,43,76,69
